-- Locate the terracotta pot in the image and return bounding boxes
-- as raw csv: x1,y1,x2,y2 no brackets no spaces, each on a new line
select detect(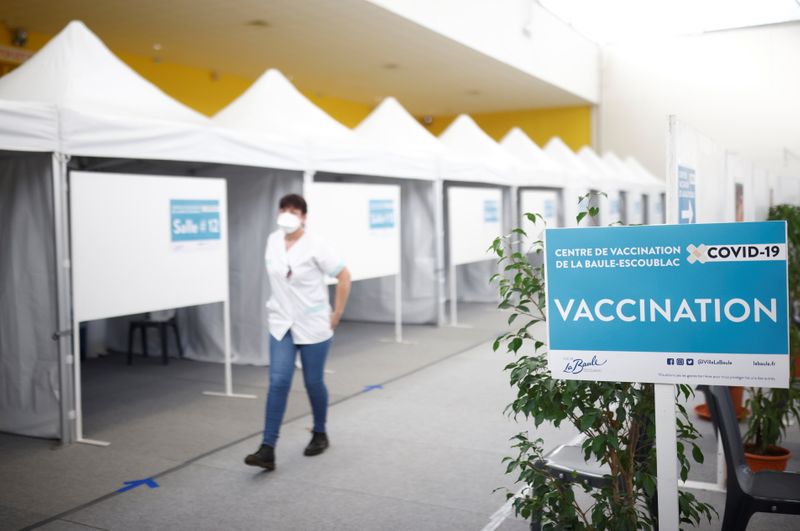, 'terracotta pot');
744,445,792,472
695,386,748,421
729,386,745,410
